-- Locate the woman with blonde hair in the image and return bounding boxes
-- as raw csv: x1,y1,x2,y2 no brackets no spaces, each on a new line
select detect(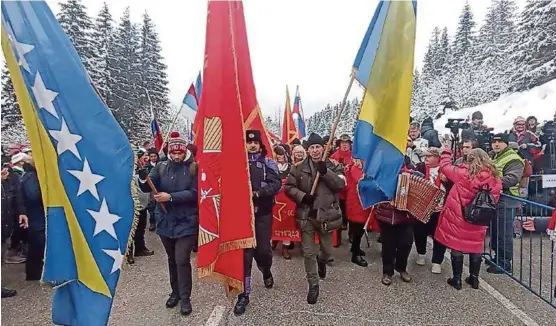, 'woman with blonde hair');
434,146,502,290
291,145,306,165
